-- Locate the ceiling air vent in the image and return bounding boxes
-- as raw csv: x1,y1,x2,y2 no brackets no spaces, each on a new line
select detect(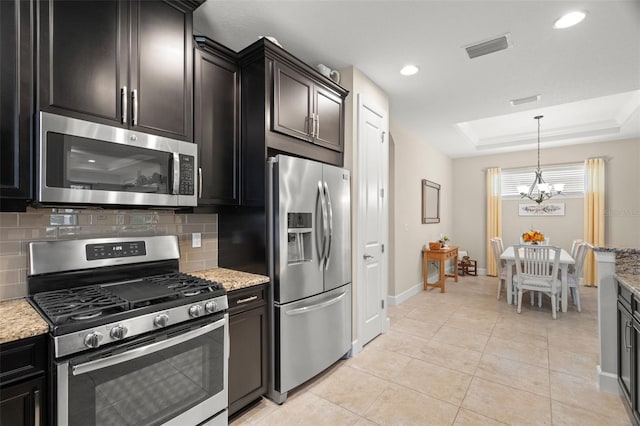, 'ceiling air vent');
465,33,512,59
510,95,541,106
